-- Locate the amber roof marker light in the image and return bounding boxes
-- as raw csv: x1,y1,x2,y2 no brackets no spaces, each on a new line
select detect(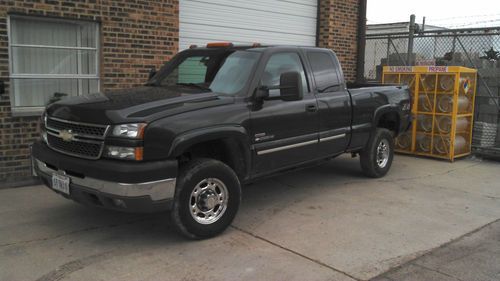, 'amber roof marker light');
206,42,234,48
